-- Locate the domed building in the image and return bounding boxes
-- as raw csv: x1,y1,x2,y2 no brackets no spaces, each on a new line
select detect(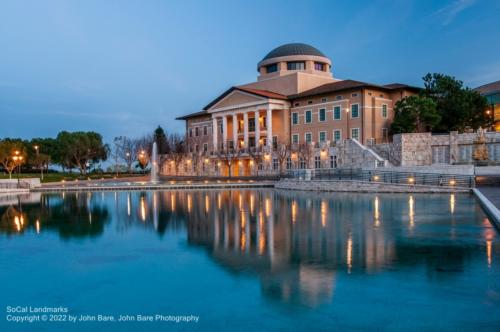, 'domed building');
172,43,419,177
